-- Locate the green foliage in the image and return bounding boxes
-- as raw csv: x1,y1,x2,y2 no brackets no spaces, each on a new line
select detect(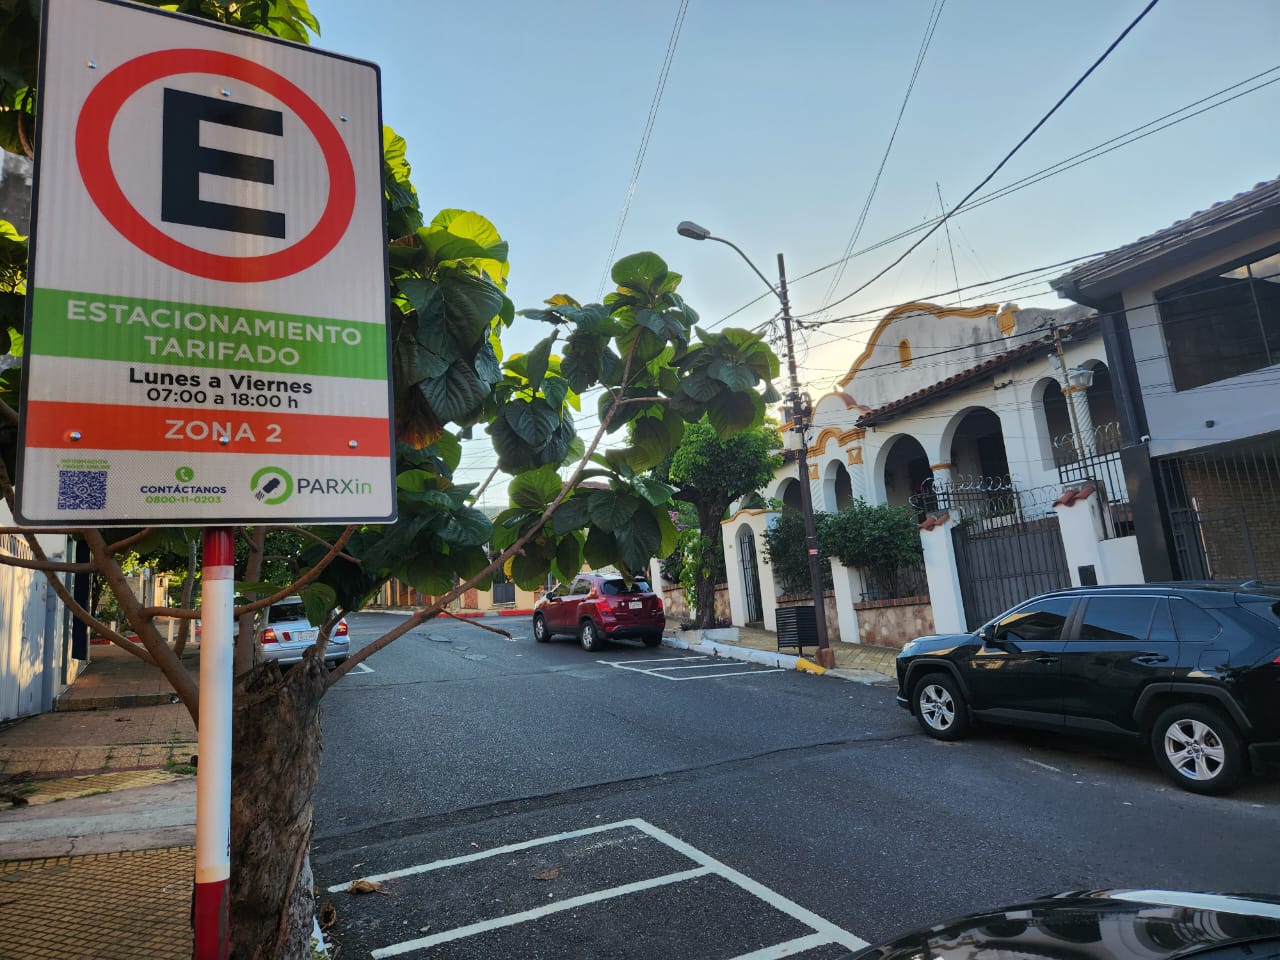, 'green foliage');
667,418,782,505
823,500,922,572
500,253,779,583
761,510,834,597
676,530,723,622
